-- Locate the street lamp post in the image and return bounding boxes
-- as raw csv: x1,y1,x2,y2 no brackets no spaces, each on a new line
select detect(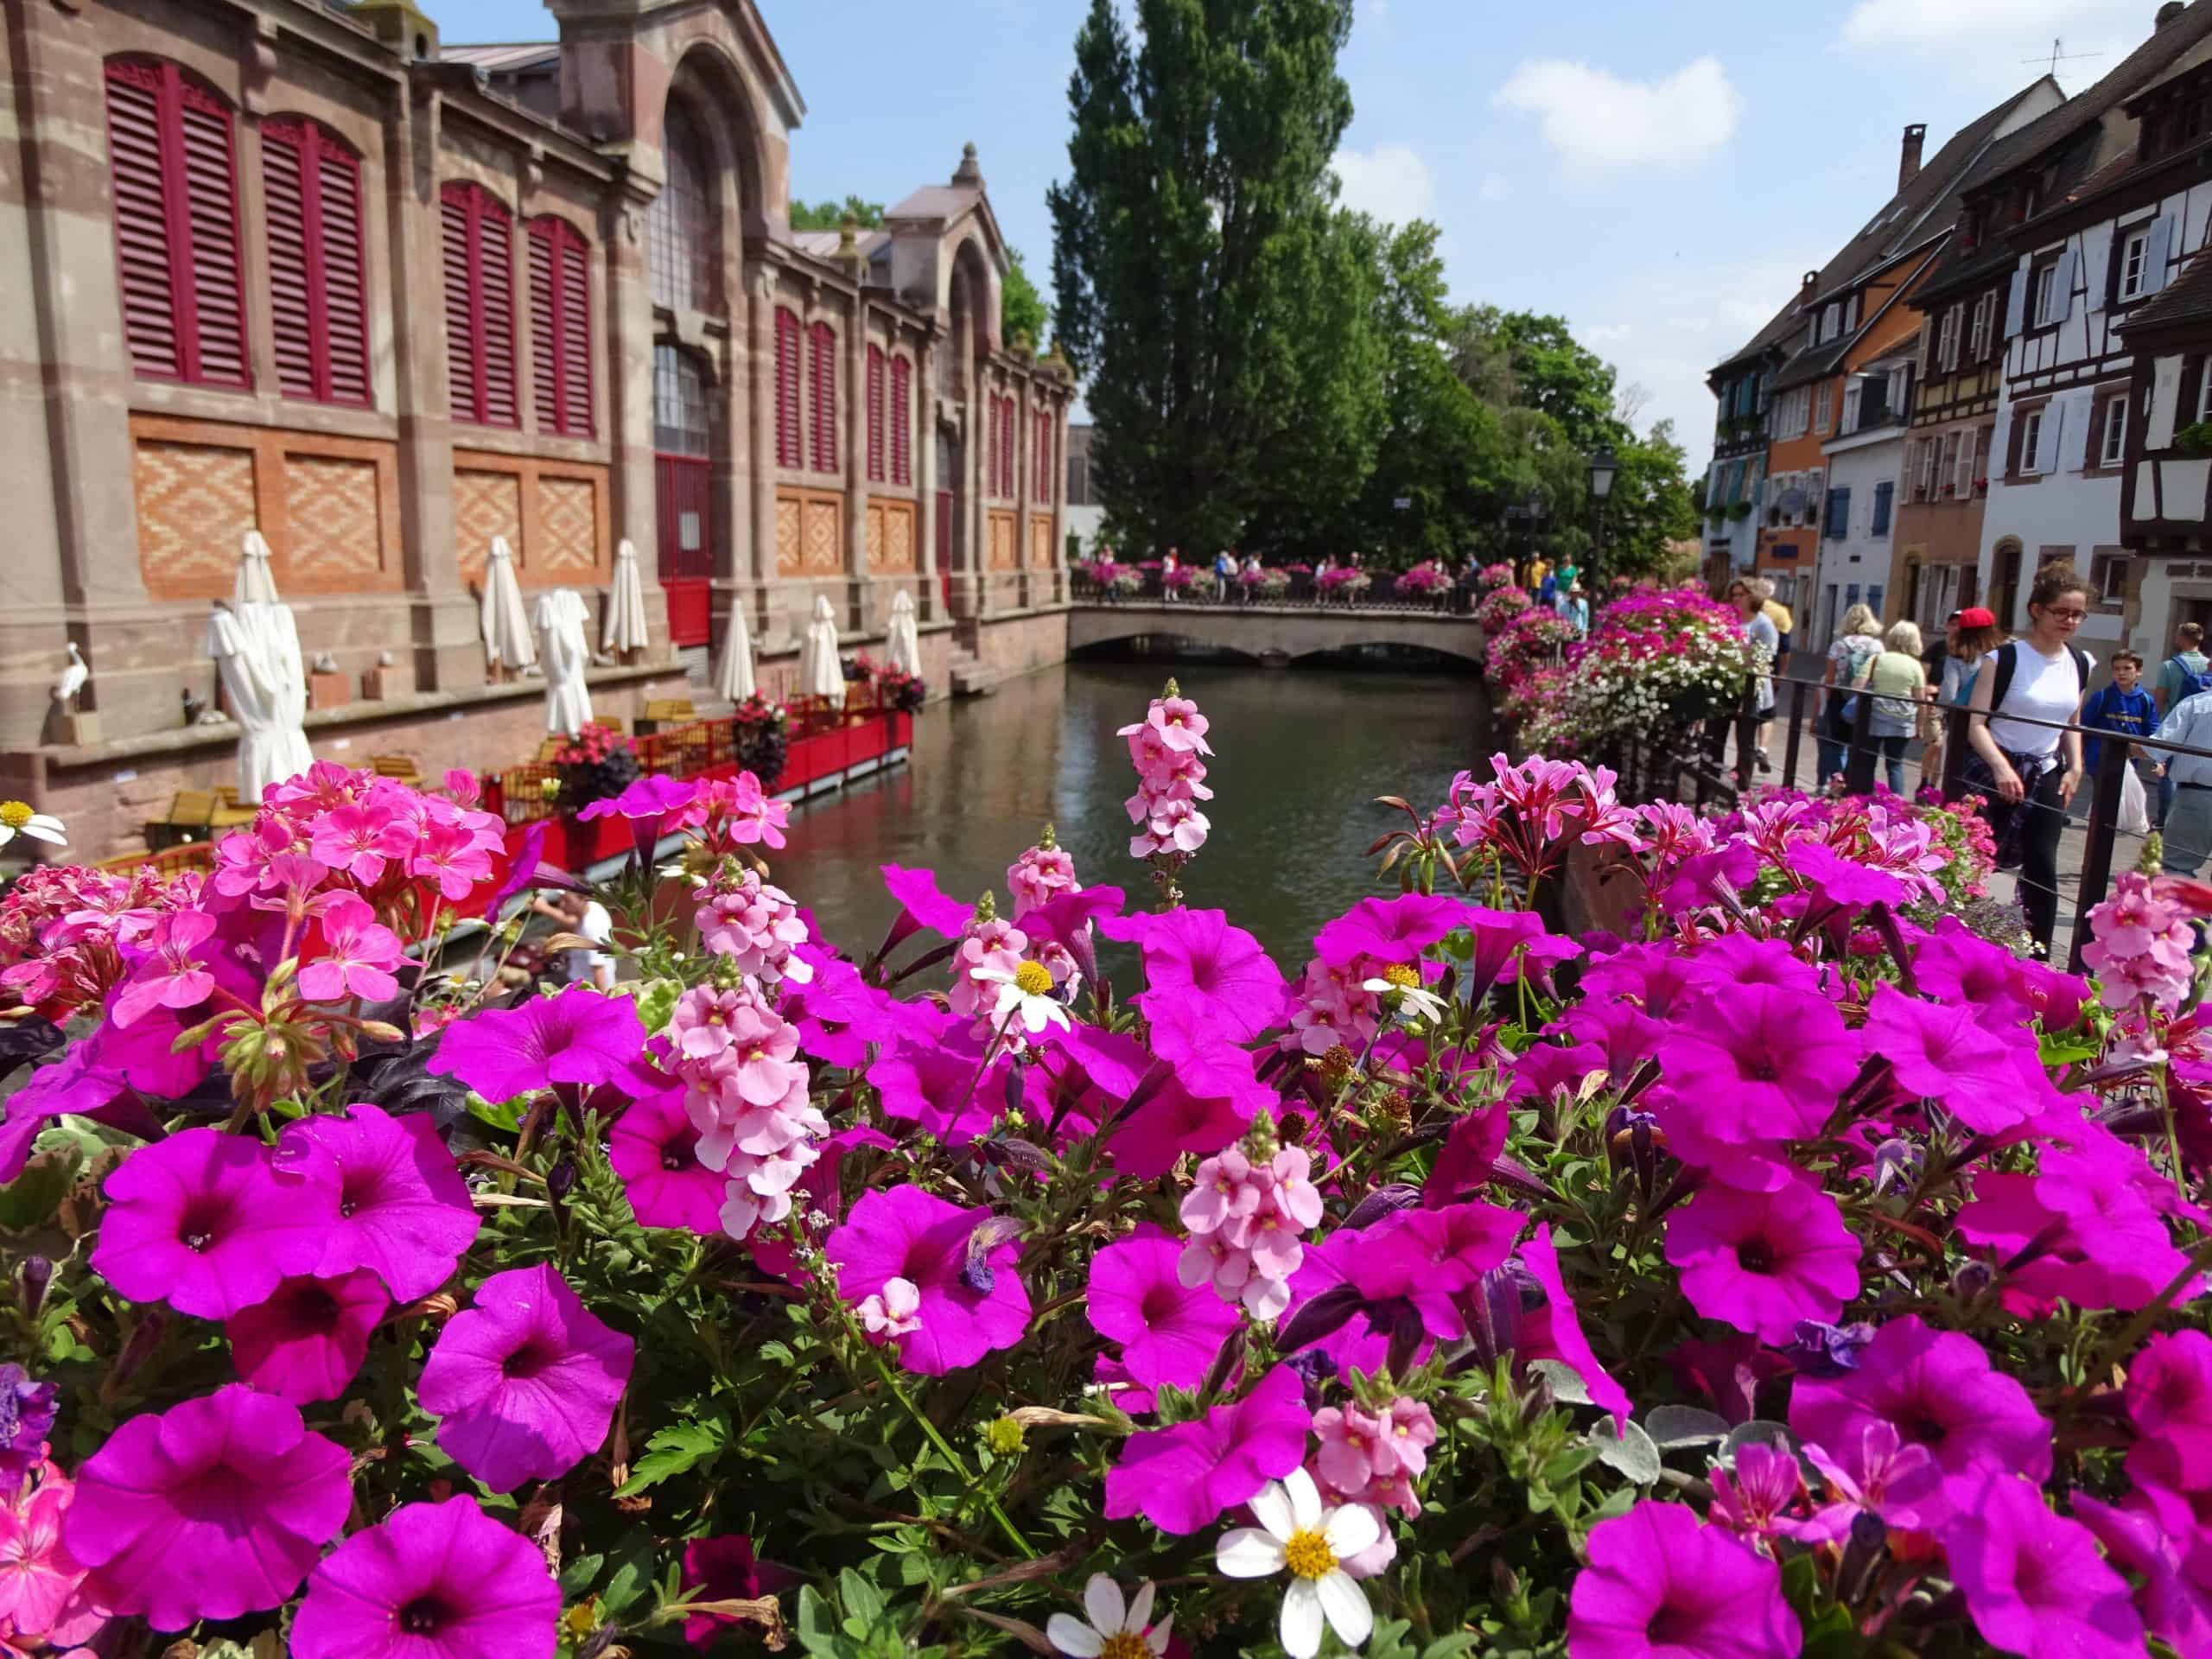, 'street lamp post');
1587,446,1618,583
